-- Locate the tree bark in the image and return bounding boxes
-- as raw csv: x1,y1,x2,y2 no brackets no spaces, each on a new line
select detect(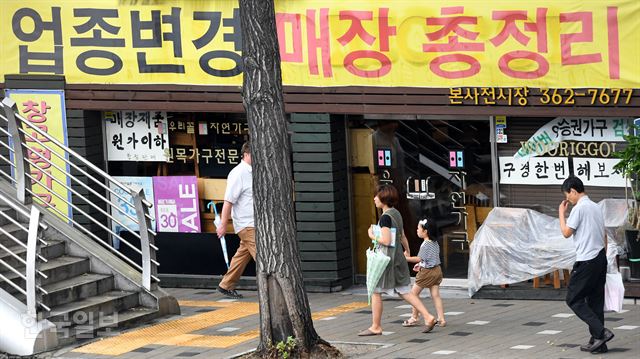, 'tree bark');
238,1,338,357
